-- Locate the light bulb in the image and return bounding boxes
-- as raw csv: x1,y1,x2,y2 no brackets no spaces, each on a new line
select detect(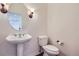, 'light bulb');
0,3,9,13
